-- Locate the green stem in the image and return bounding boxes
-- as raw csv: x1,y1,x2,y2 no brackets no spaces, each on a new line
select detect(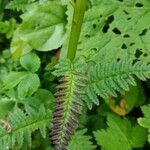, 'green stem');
67,0,87,61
